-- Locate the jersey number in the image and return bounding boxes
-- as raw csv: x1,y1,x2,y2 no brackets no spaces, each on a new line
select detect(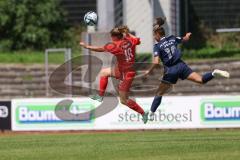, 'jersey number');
124,48,133,62
164,46,176,59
